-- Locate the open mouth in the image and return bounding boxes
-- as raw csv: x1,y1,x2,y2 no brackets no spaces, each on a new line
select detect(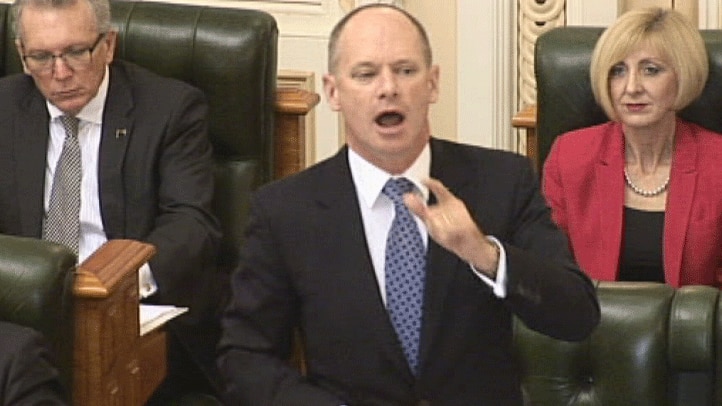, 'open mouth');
375,112,405,127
